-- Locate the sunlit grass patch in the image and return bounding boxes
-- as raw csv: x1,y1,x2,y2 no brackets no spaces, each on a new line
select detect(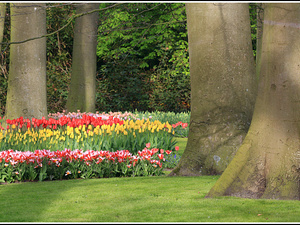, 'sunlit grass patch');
0,175,299,222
